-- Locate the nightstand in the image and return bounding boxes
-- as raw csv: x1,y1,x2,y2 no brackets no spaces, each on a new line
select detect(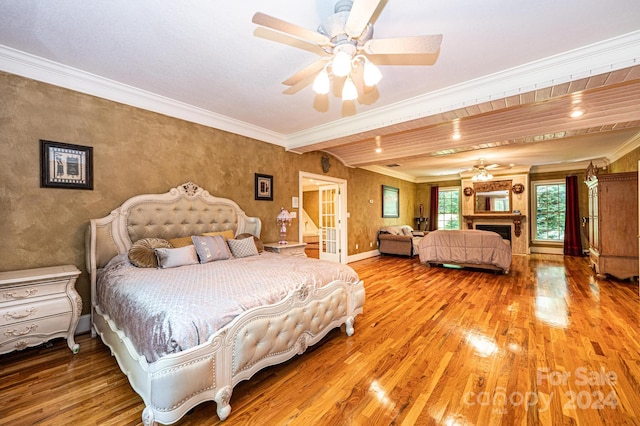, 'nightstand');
263,241,307,257
0,265,82,355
